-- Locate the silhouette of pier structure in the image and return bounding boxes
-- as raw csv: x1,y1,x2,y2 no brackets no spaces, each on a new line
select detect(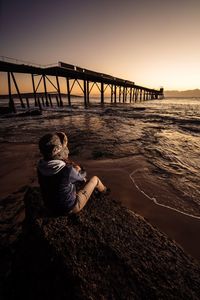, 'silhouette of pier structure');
0,58,164,112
